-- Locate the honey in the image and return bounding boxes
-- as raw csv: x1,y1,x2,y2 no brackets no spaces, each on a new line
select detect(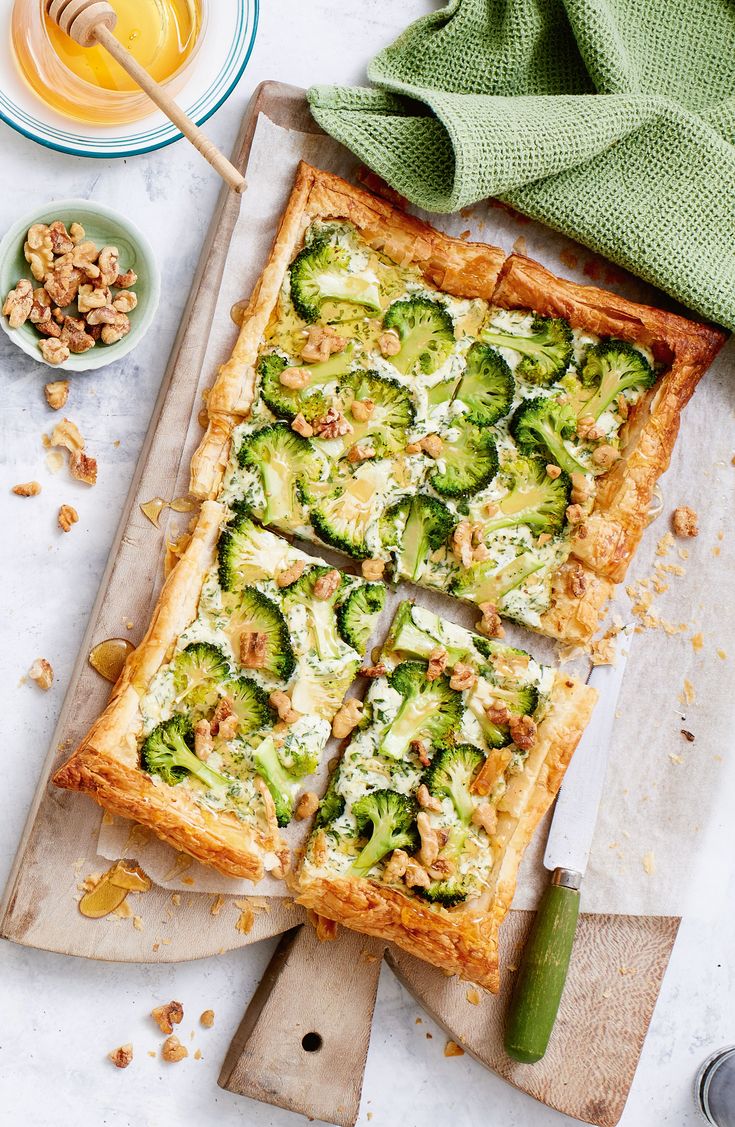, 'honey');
79,859,151,919
12,0,205,125
89,637,135,683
